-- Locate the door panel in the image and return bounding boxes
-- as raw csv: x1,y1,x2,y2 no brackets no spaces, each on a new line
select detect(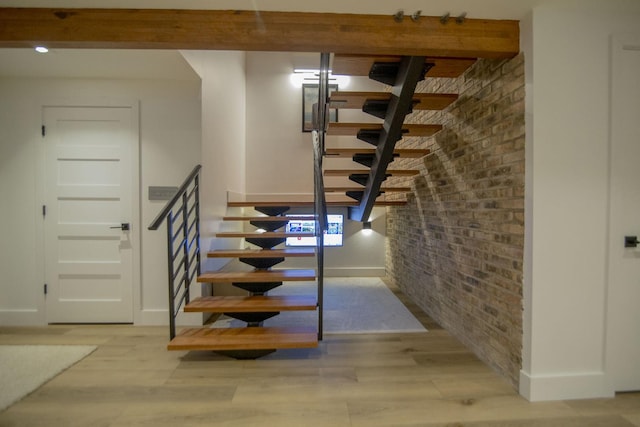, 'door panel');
44,106,137,323
607,36,640,392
